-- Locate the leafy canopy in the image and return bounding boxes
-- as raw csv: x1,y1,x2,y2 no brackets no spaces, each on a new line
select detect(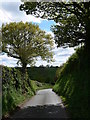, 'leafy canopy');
2,22,54,68
20,2,90,50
